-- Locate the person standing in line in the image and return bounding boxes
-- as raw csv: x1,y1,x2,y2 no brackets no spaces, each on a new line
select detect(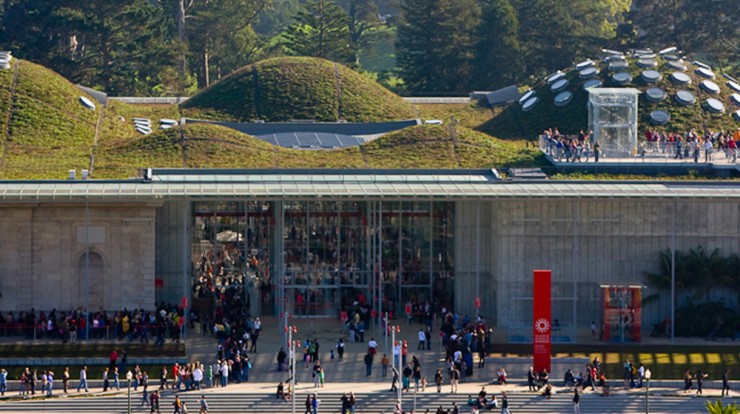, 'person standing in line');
62,367,70,394
77,366,88,392
722,369,731,397
199,395,209,414
572,389,580,414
